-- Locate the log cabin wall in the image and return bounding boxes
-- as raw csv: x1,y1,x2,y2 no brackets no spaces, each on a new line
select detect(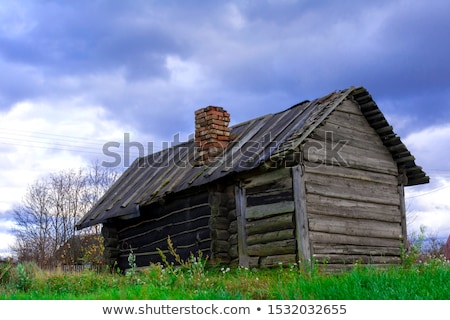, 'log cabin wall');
301,99,403,271
230,167,298,268
101,223,120,269
114,188,212,269
208,183,234,265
